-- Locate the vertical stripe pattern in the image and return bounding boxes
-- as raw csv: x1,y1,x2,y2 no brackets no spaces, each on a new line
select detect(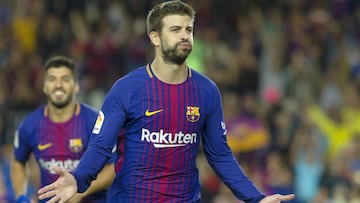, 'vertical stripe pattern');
126,66,202,202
